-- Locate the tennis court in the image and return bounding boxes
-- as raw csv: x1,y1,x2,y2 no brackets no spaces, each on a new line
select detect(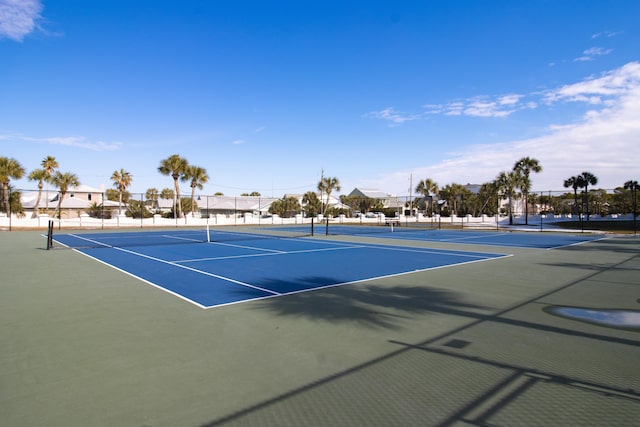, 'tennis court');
290,223,609,249
2,229,639,426
50,227,509,308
